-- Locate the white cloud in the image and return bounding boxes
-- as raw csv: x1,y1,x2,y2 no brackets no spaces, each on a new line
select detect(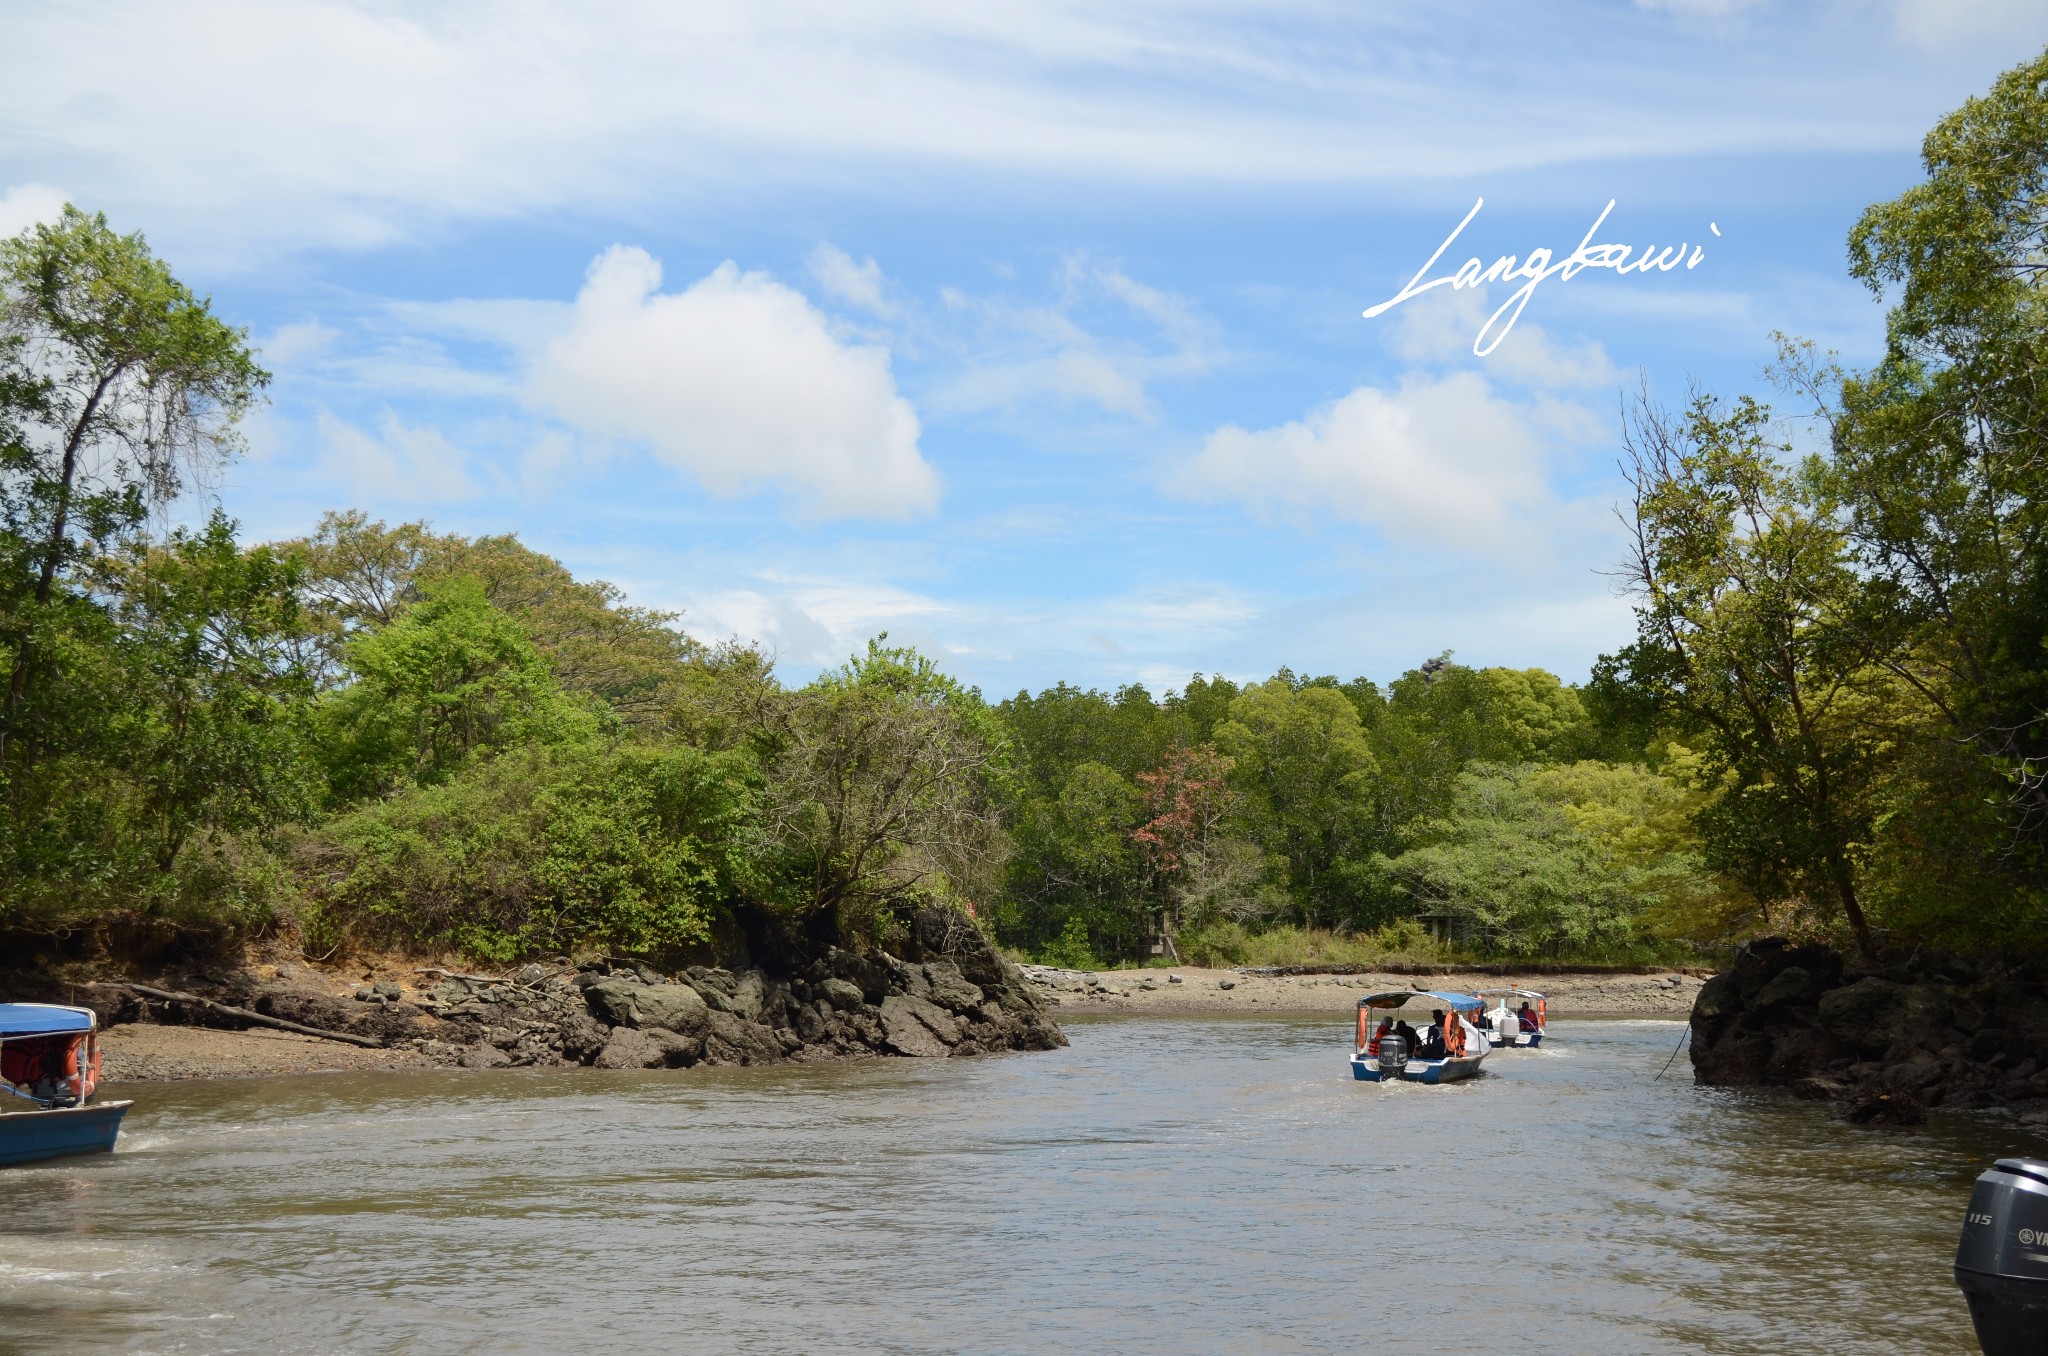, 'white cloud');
1385,286,1619,389
0,2,2002,261
1892,0,2048,48
687,574,956,667
261,320,338,366
933,257,1214,421
1183,372,1599,551
315,409,480,504
0,183,67,238
529,246,938,519
809,243,891,315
